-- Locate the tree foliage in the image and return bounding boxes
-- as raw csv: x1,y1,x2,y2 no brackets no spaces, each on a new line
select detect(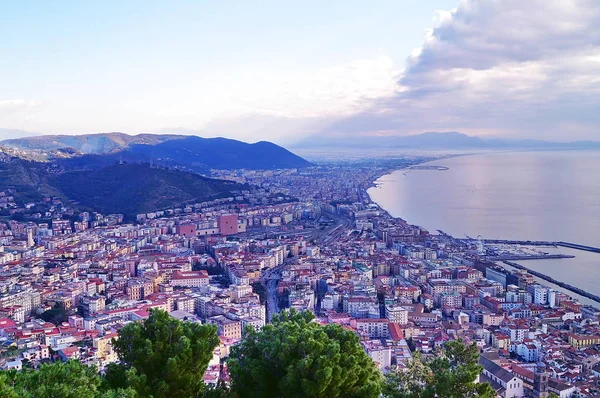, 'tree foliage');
228,309,382,398
40,303,69,325
383,339,495,398
382,351,431,398
0,360,135,398
107,308,220,398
